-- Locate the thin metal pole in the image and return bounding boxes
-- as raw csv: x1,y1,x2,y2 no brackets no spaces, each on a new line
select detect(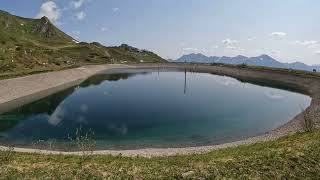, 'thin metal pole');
184,68,187,94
